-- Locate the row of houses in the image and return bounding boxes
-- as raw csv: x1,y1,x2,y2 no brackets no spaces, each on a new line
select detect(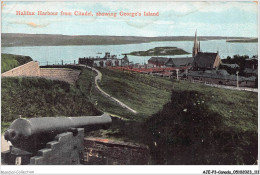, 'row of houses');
78,52,130,67
148,32,221,71
187,70,256,88
145,31,257,88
